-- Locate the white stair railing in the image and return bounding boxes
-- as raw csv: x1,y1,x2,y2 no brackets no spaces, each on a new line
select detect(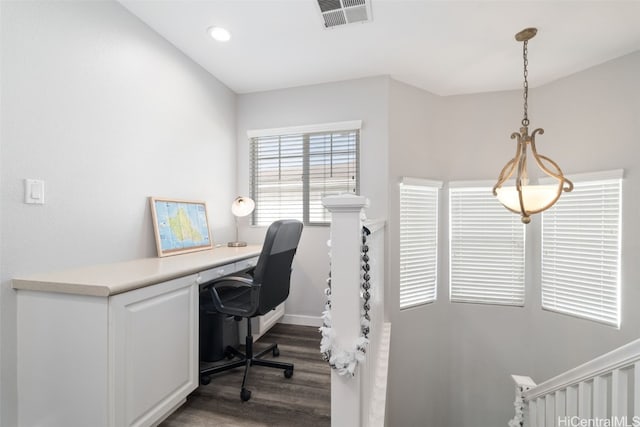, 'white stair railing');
323,195,390,427
509,338,640,427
